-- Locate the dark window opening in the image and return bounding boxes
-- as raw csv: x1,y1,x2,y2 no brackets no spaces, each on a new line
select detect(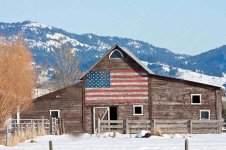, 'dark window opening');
110,107,117,120
133,105,143,115
50,110,59,118
200,111,210,120
109,50,123,59
135,107,142,114
192,95,201,104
